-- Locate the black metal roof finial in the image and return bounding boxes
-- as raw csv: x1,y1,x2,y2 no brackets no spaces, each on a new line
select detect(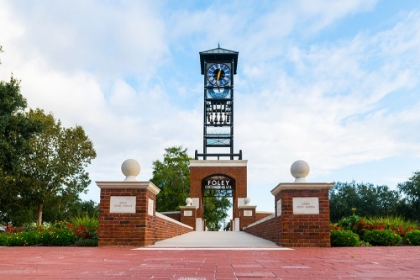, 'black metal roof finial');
218,43,220,48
